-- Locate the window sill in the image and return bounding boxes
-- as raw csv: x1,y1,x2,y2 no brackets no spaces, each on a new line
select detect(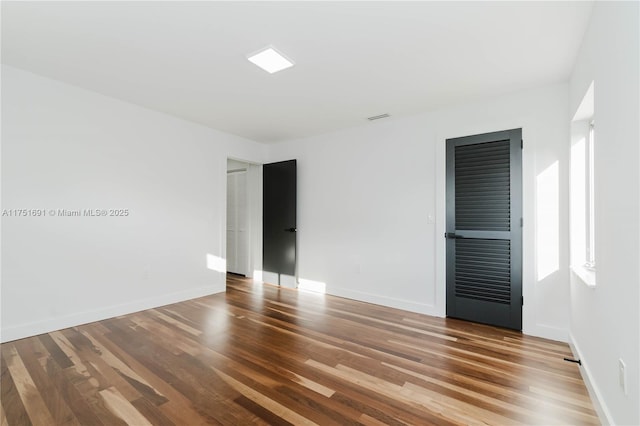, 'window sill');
571,265,597,288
